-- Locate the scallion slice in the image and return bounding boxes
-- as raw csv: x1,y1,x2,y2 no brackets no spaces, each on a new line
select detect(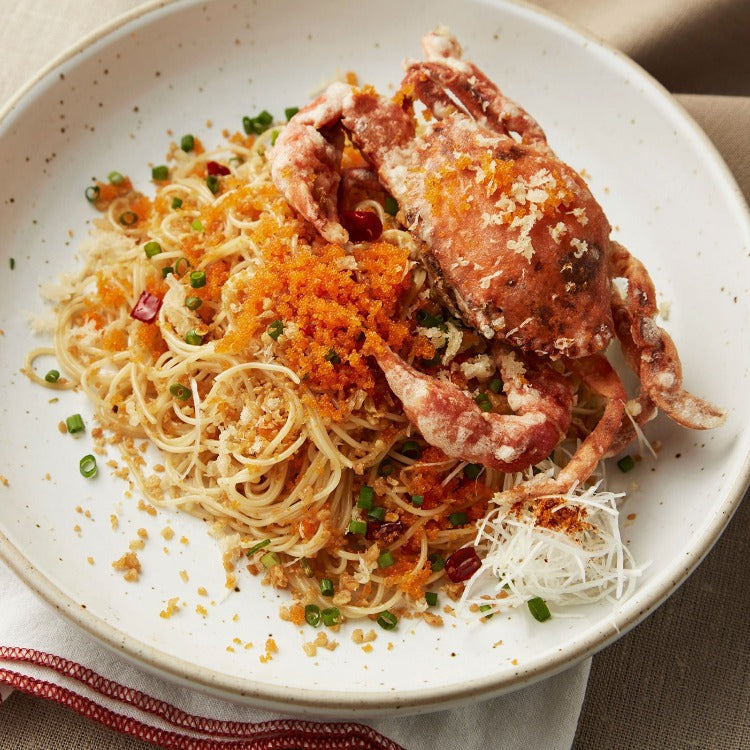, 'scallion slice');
151,165,169,180
348,520,367,535
206,174,220,194
320,578,334,597
377,550,394,569
321,607,341,627
399,440,421,458
119,211,138,226
185,296,202,311
377,610,398,630
368,506,386,521
143,241,162,258
267,320,283,340
174,257,190,277
66,414,85,434
189,270,206,288
85,185,100,202
304,604,321,627
384,195,398,216
425,591,438,607
527,596,551,622
474,392,492,412
108,171,124,185
488,378,503,394
180,134,195,152
185,329,203,346
44,369,61,383
191,219,204,231
284,106,299,121
411,494,424,508
79,454,97,478
357,485,374,509
162,266,174,279
617,455,635,473
449,511,468,527
378,458,393,476
171,197,183,209
169,383,191,401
